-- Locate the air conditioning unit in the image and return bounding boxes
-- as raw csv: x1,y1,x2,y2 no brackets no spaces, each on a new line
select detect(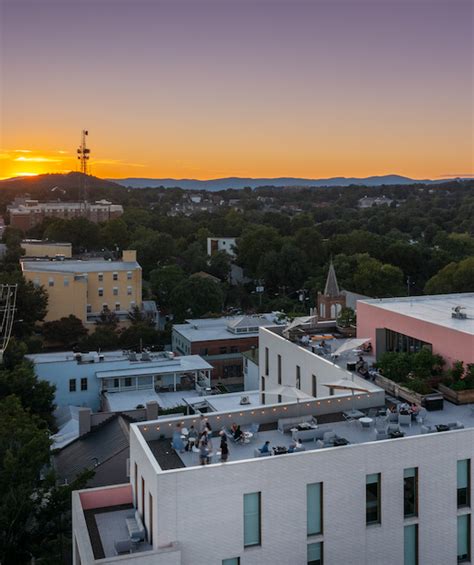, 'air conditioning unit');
240,395,250,405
